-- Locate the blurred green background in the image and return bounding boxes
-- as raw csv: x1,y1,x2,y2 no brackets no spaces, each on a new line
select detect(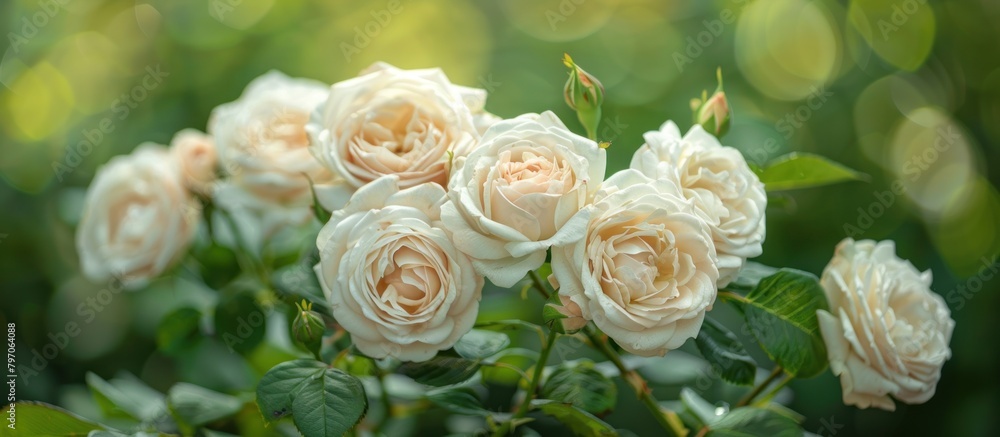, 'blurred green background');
1,0,999,435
